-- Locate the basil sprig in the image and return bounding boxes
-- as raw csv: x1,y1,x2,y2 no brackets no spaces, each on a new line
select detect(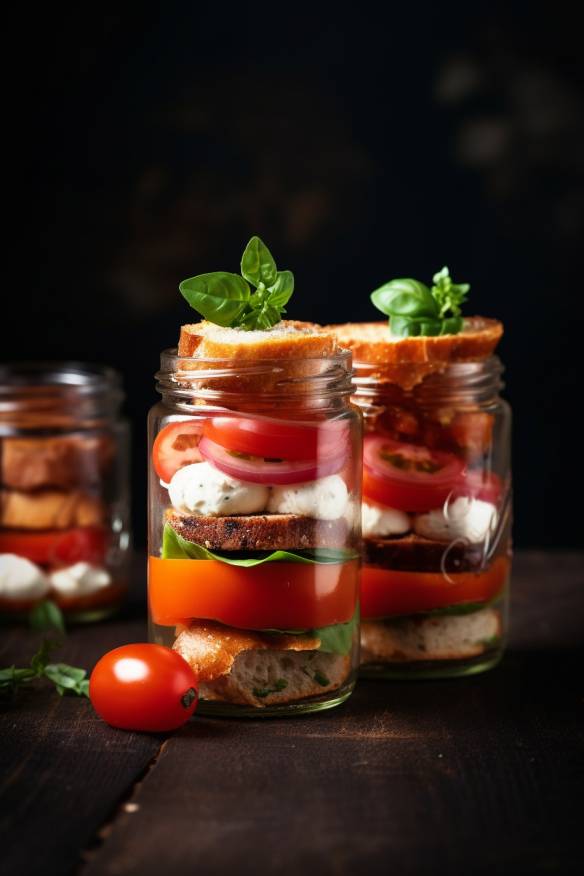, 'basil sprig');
161,524,357,565
371,266,470,337
179,236,294,330
0,638,90,697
